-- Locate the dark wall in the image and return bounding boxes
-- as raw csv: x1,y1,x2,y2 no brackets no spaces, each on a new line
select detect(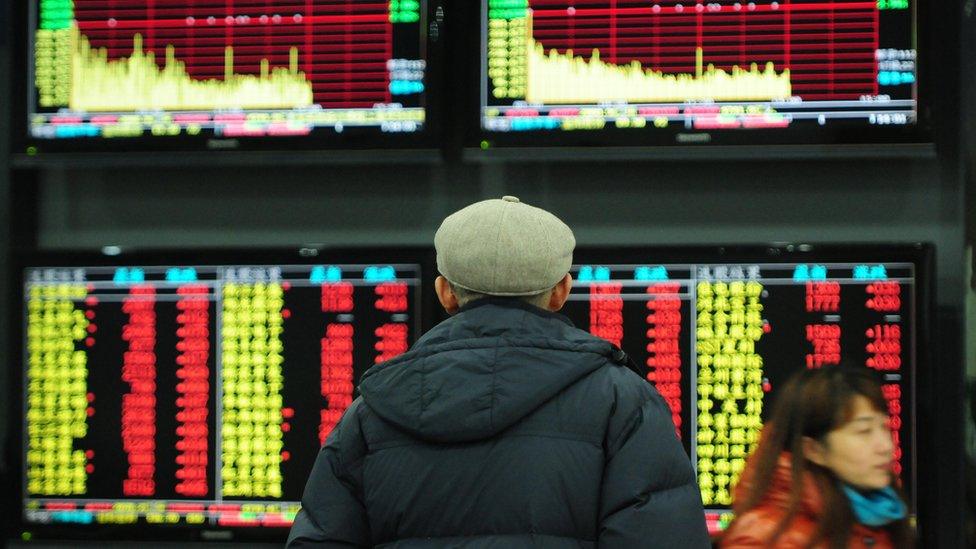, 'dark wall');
961,3,976,545
27,158,964,296
0,0,11,469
